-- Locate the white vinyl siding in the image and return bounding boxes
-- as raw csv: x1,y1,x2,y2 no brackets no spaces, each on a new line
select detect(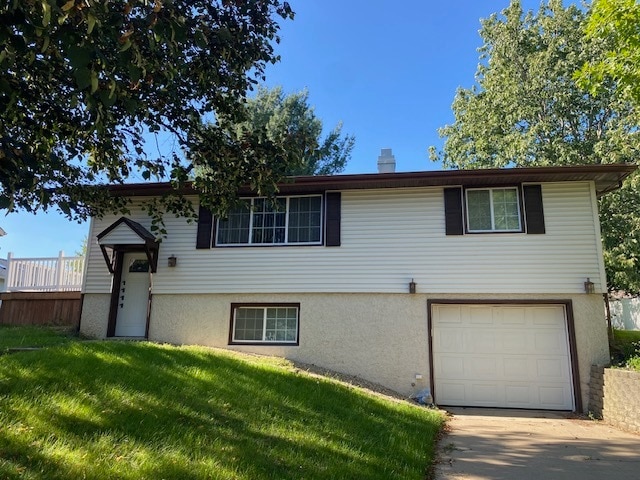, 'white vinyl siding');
82,182,605,295
97,223,146,245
